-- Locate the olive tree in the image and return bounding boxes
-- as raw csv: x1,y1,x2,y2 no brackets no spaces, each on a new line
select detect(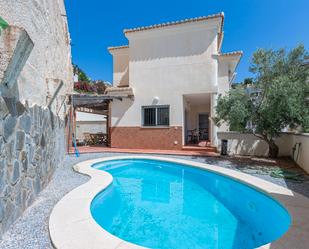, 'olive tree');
214,45,309,158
